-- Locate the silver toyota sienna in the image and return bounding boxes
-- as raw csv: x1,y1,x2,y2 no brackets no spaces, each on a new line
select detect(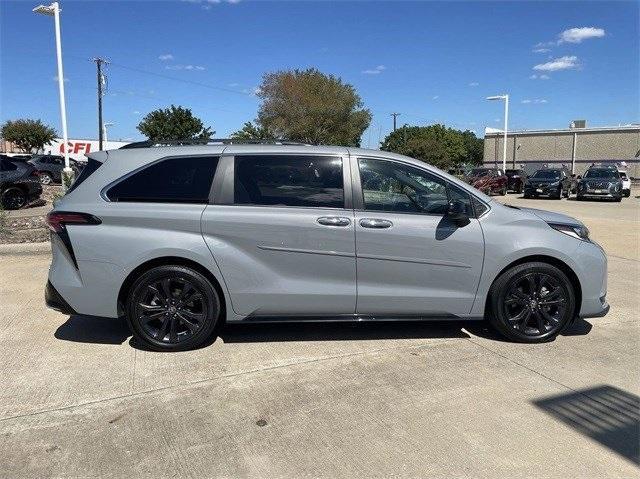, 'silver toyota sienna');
45,142,609,351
